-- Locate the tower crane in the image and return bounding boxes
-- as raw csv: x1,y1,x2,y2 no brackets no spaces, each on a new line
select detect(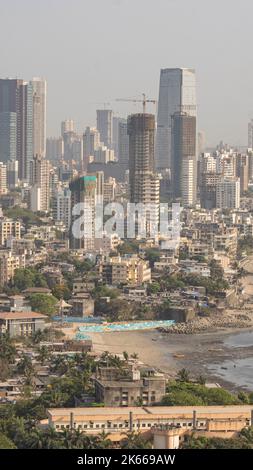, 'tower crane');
116,93,157,114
